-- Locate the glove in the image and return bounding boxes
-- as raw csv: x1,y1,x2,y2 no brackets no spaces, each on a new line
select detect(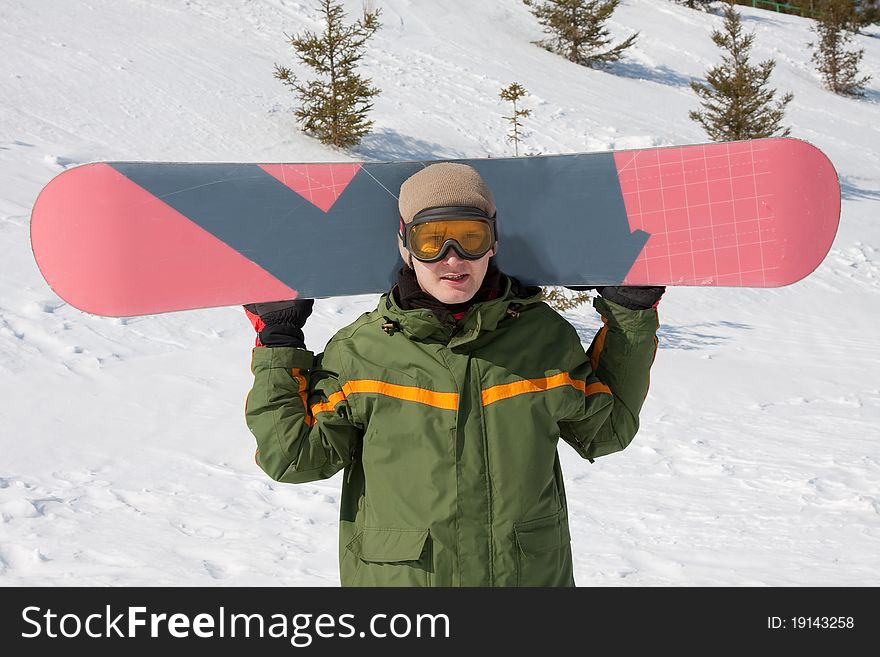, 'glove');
243,299,314,348
596,286,665,310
